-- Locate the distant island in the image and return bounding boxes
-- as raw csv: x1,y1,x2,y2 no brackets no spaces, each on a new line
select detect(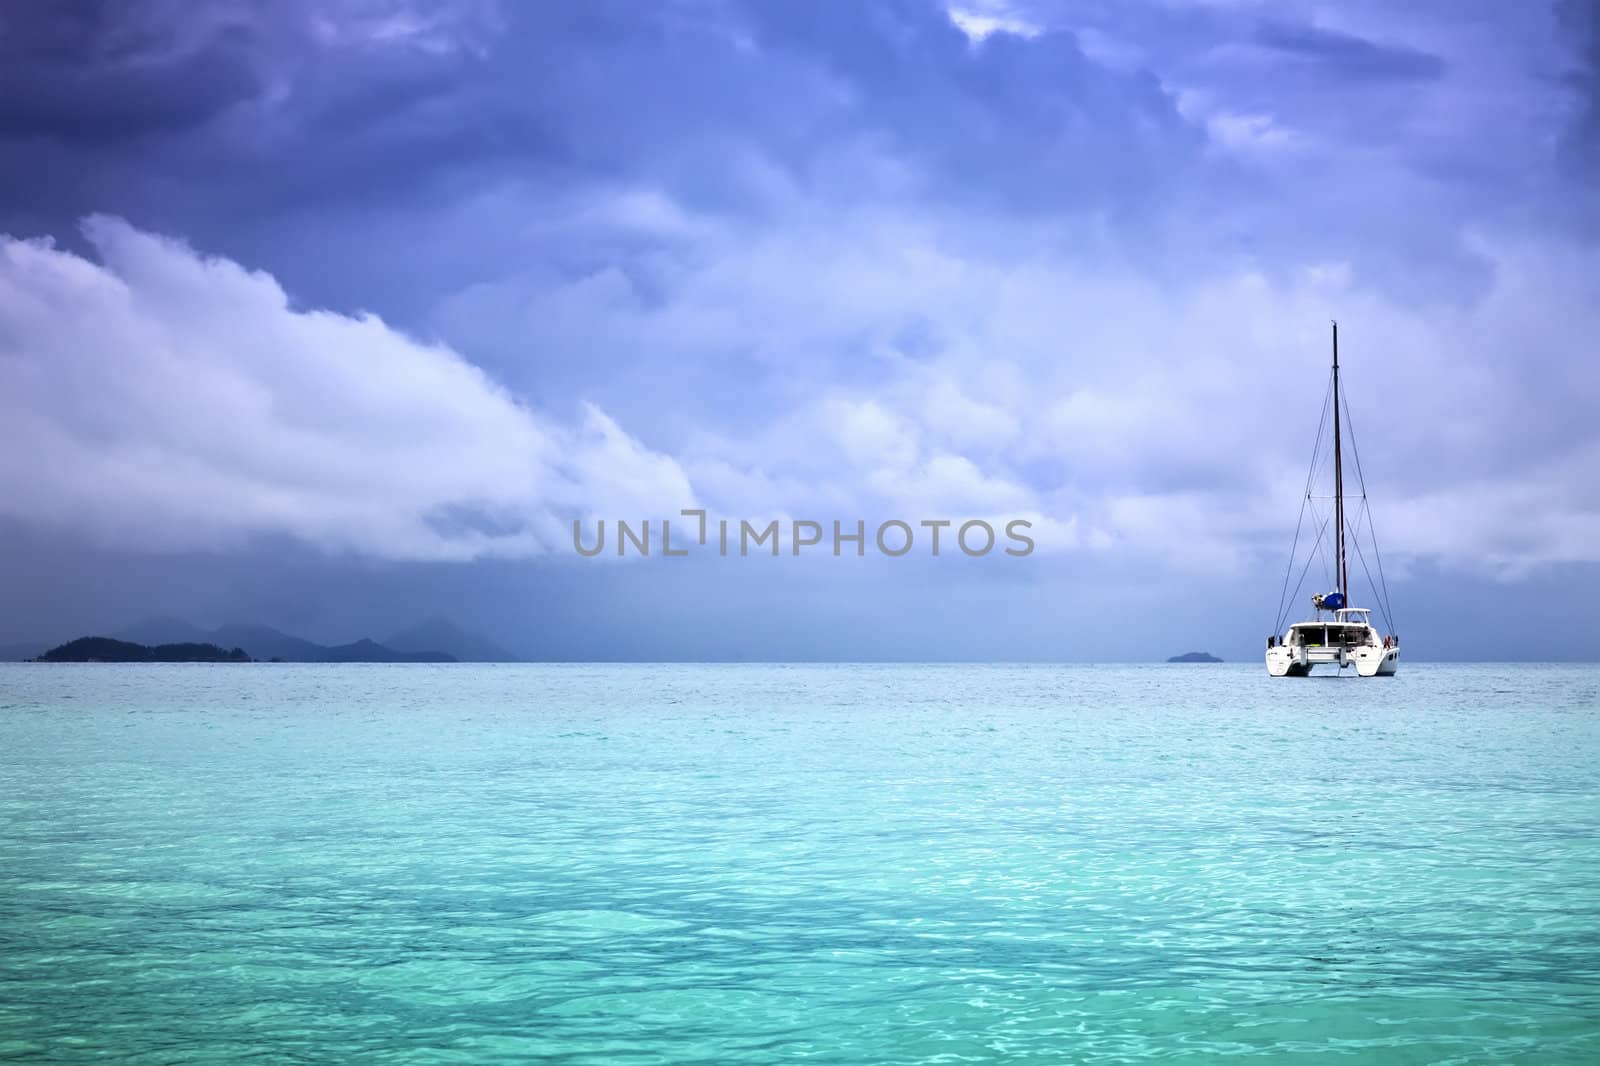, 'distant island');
108,618,494,663
37,637,252,663
1167,651,1223,663
31,634,459,664
26,626,468,664
0,618,519,663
